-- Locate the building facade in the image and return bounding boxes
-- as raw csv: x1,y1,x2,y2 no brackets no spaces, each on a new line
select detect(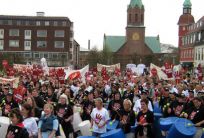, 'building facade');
103,0,161,68
178,0,204,67
0,12,75,66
